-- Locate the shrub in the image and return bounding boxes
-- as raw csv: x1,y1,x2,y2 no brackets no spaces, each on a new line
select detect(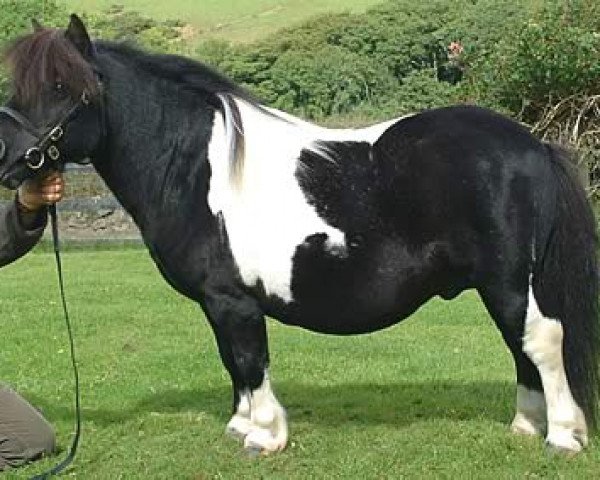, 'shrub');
261,46,399,119
0,0,68,102
198,1,470,120
462,1,600,121
0,2,186,103
84,5,186,53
